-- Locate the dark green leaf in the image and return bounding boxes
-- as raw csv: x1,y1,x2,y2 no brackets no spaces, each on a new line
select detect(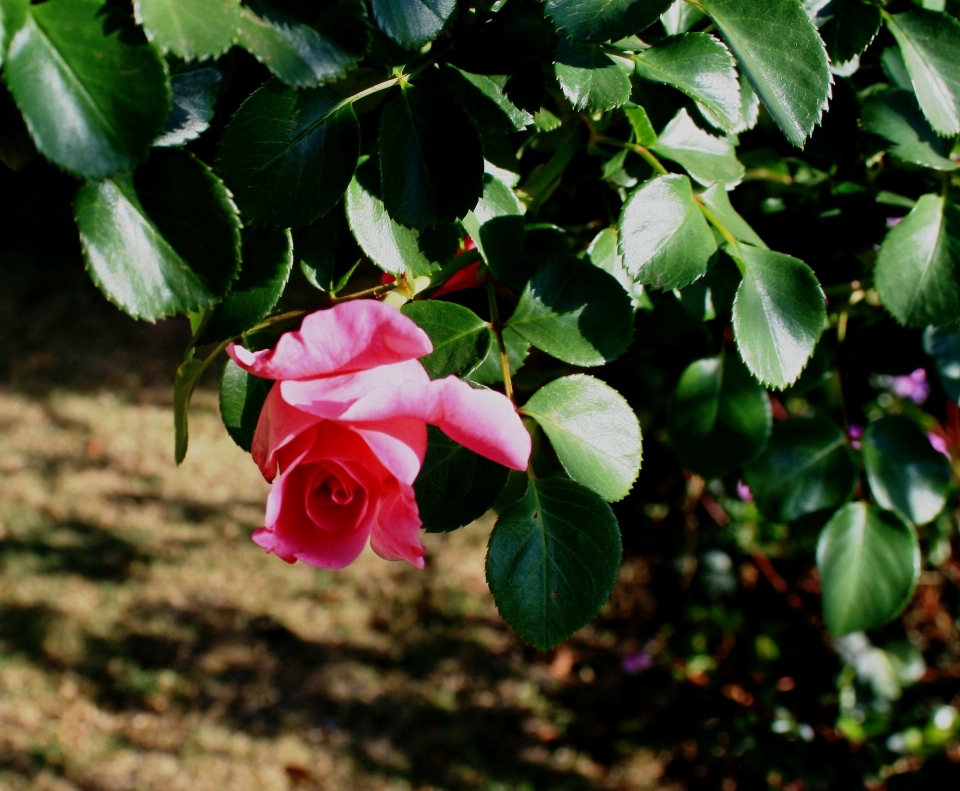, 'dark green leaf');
445,66,533,134
886,9,960,136
76,149,242,322
486,477,622,651
507,257,634,367
819,0,881,65
216,79,360,228
587,227,644,306
134,0,241,60
863,416,952,526
699,183,767,247
698,0,830,147
200,227,294,343
379,84,484,229
5,0,169,179
468,327,530,385
817,502,920,637
461,173,526,285
618,173,718,289
924,324,960,403
0,0,29,65
174,357,206,465
634,33,741,133
651,108,744,188
668,353,771,479
294,212,338,291
543,0,673,42
371,0,455,49
238,0,369,88
624,104,657,145
522,375,642,502
743,417,857,523
401,301,491,379
555,38,632,112
156,60,223,147
415,426,509,533
732,245,826,388
219,358,273,453
875,194,960,328
861,87,958,171
882,45,914,92
661,0,704,35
